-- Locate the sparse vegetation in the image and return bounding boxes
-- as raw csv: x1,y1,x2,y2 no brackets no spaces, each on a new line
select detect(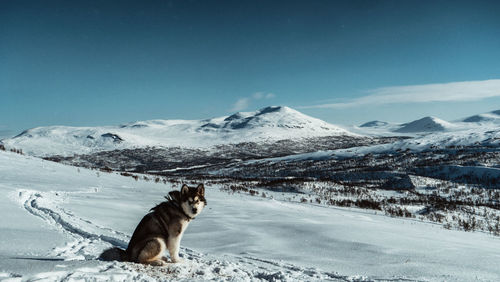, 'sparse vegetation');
4,146,24,155
38,137,499,236
214,175,500,235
